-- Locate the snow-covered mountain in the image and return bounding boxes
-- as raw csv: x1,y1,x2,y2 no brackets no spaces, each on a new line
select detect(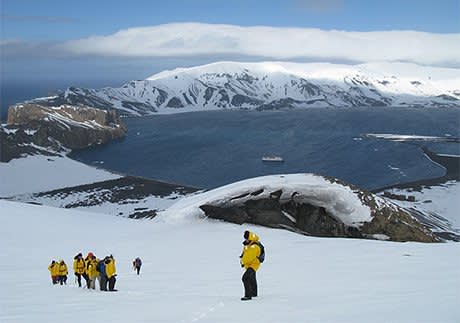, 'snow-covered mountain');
28,61,460,116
